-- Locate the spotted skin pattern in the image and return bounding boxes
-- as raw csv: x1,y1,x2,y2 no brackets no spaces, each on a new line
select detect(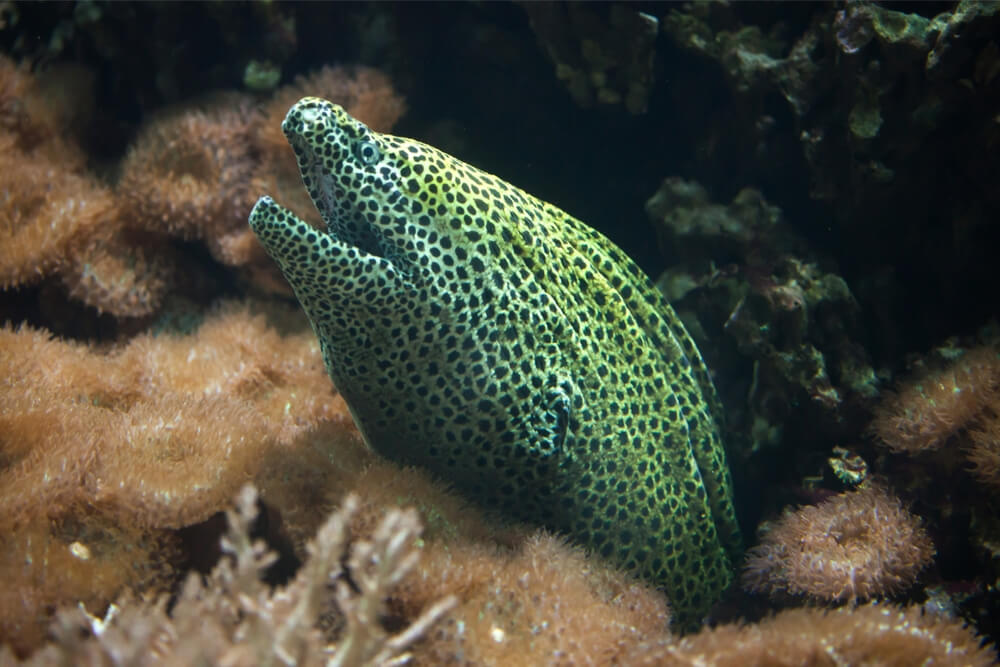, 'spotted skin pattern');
249,97,741,627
